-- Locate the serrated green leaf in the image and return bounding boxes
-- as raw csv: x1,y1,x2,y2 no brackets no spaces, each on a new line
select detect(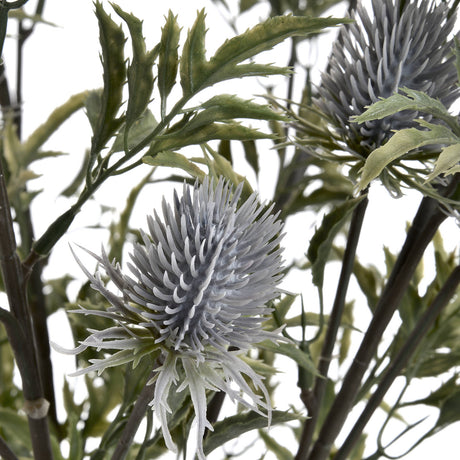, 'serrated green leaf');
142,150,206,180
180,9,207,95
203,410,300,455
357,122,459,192
195,15,347,92
148,122,274,155
426,142,460,182
353,88,458,130
257,340,319,376
91,2,126,156
158,11,180,117
307,196,365,288
113,5,159,141
184,94,286,133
